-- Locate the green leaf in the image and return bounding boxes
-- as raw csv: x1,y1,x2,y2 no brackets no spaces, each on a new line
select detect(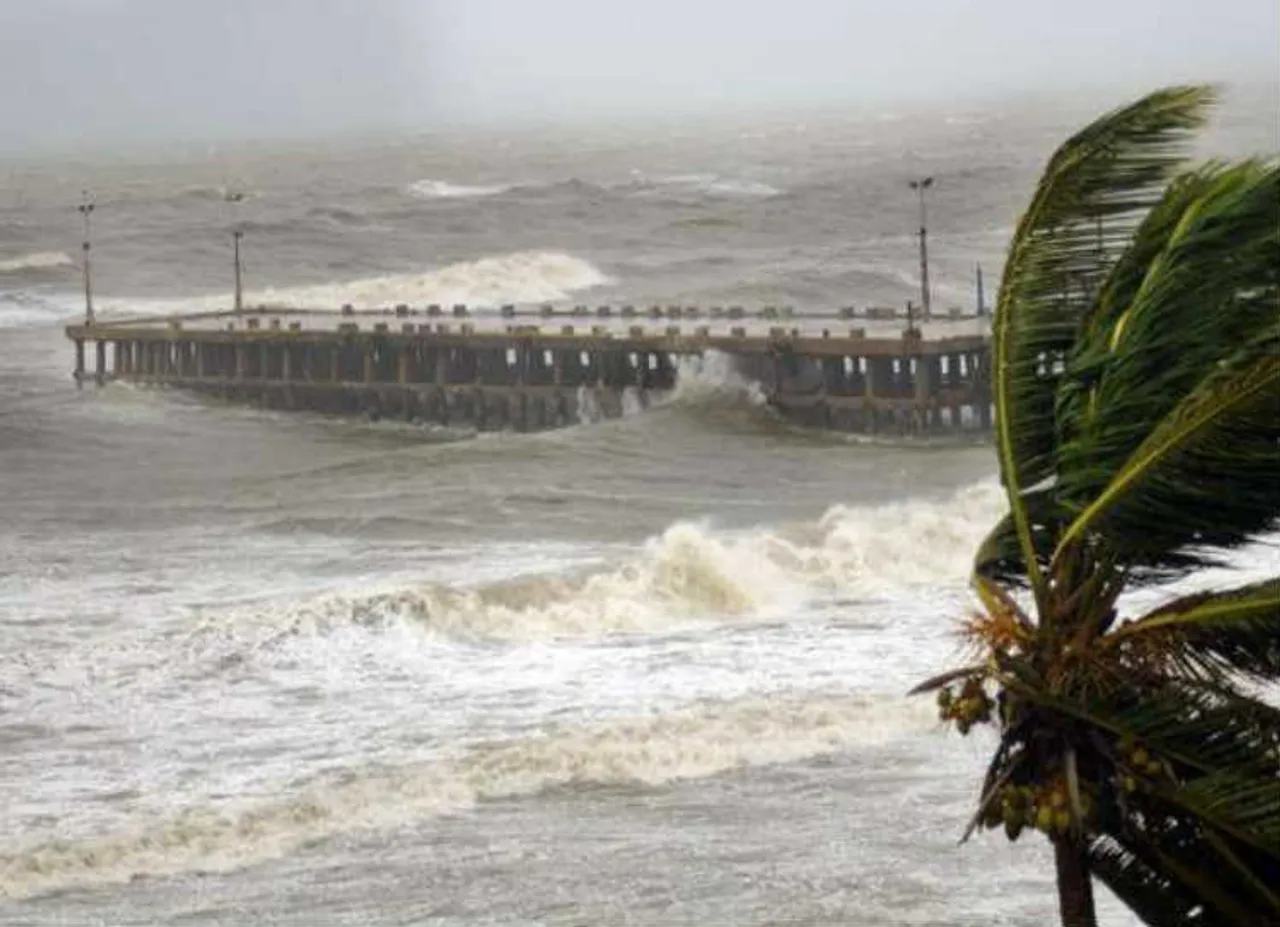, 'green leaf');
990,85,1214,601
1055,325,1280,571
1088,835,1218,925
1116,578,1280,681
1052,159,1280,573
